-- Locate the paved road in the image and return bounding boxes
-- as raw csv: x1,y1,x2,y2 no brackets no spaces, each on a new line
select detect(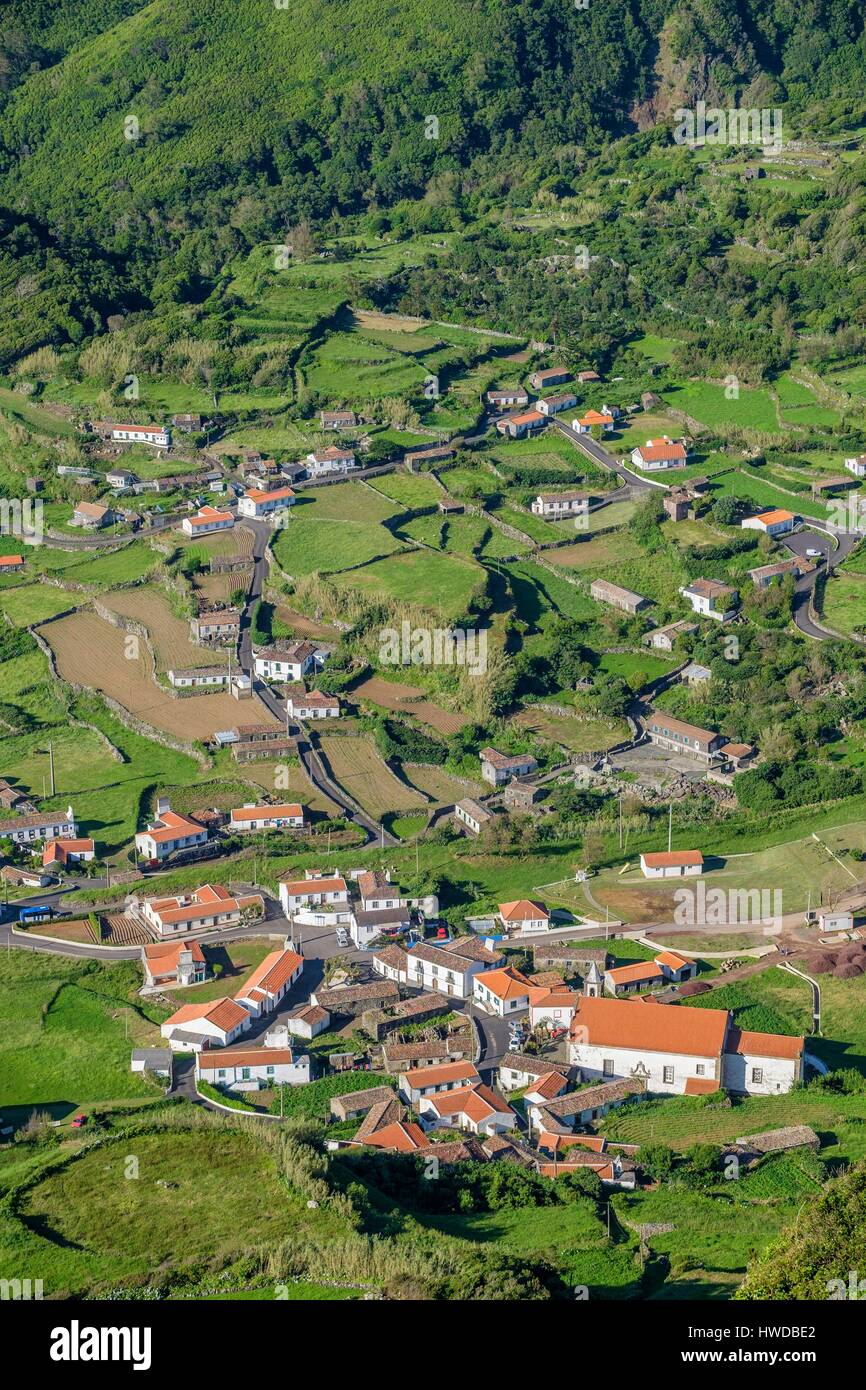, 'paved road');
781,523,861,640
235,520,396,846
553,418,657,490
